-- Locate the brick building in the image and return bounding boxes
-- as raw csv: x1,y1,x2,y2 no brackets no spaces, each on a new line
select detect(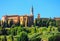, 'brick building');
2,7,34,27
